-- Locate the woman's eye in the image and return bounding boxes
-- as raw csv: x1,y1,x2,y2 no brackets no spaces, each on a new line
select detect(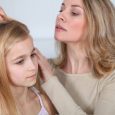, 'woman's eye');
59,6,64,12
71,12,79,16
59,9,63,12
31,53,36,58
